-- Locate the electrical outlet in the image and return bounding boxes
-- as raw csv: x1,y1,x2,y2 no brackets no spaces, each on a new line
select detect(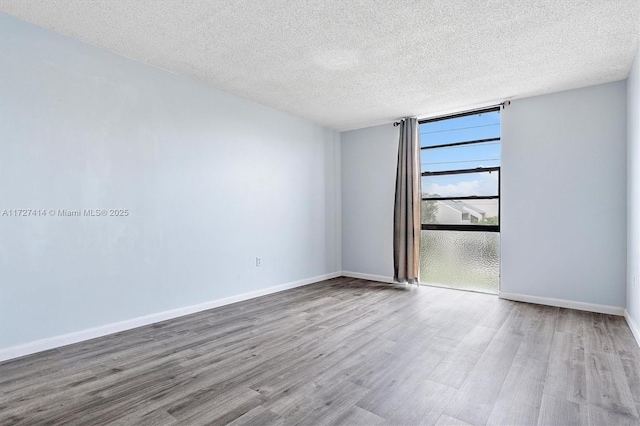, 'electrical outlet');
256,257,262,267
